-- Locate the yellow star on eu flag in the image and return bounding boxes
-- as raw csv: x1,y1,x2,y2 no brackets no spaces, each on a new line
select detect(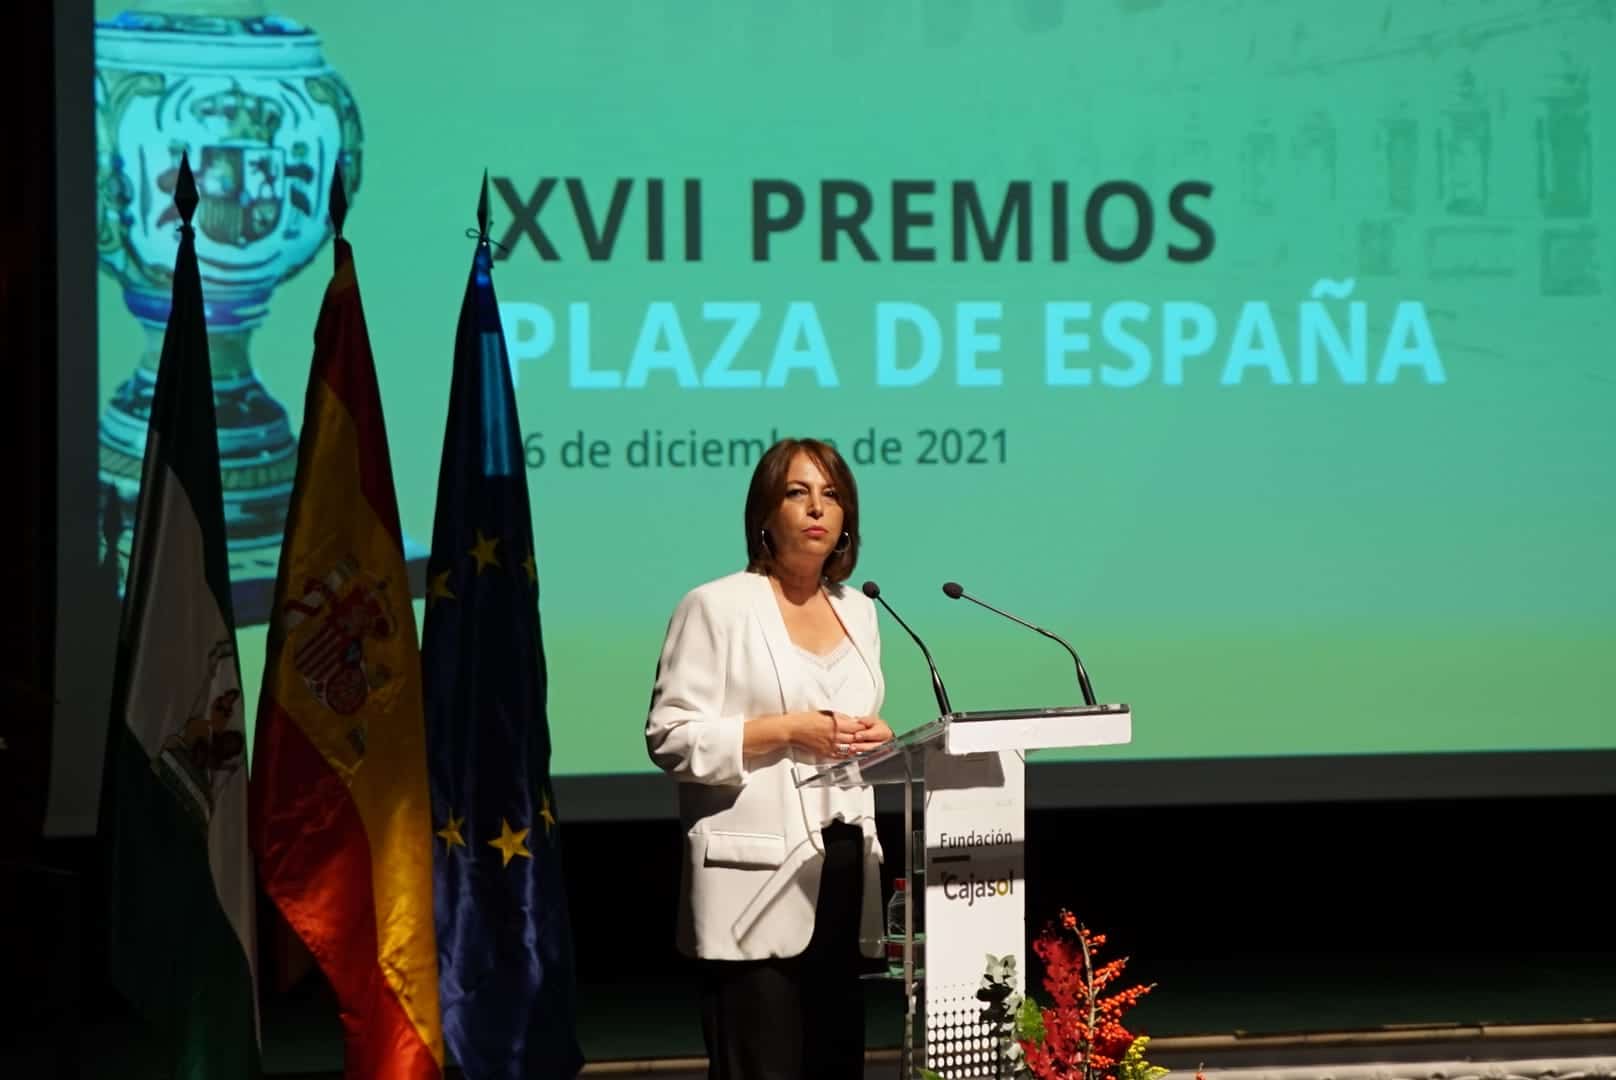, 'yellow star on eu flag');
427,569,456,606
522,550,537,584
539,789,557,836
436,812,466,849
469,529,501,573
487,817,532,866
